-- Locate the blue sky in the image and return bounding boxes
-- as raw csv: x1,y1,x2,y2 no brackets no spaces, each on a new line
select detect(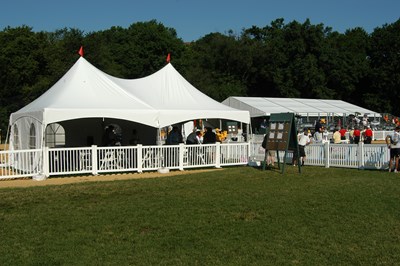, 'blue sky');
1,0,399,42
